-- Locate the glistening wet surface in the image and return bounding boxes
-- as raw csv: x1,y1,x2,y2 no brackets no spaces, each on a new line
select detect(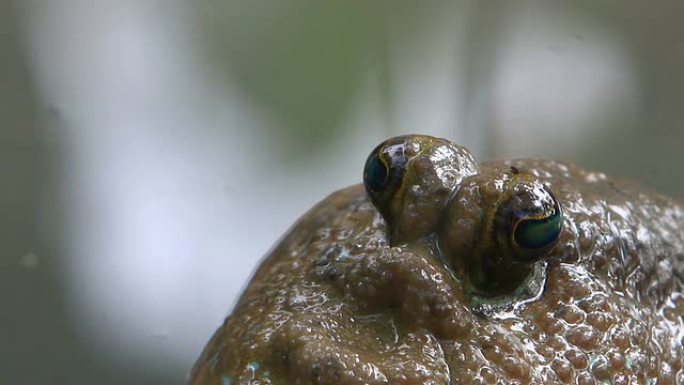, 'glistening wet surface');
191,136,684,385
